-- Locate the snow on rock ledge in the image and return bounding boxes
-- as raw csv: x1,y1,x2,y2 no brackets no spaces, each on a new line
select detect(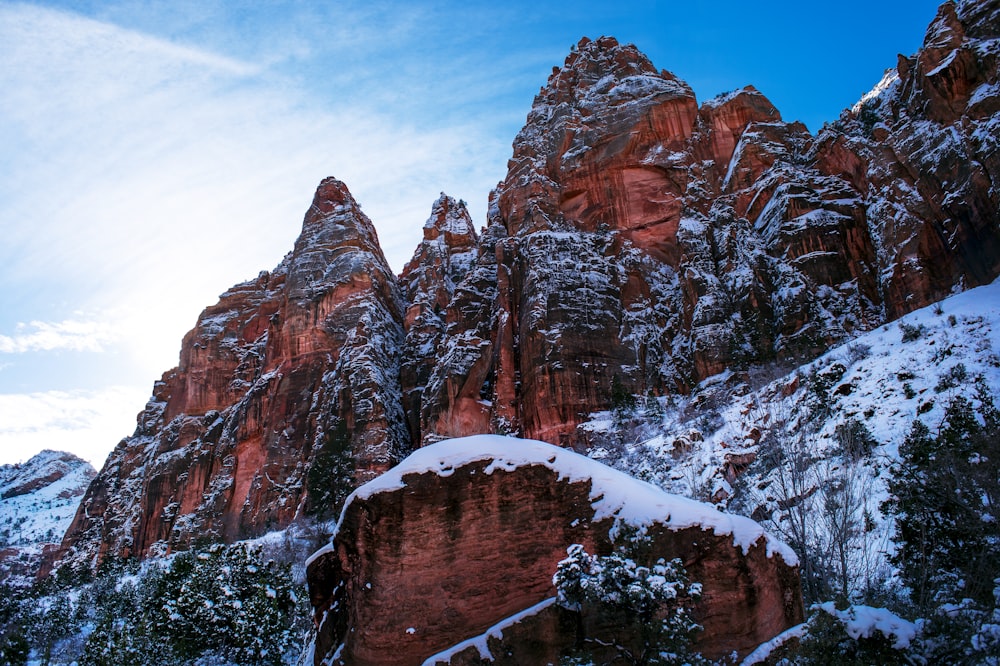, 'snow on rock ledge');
306,435,802,666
